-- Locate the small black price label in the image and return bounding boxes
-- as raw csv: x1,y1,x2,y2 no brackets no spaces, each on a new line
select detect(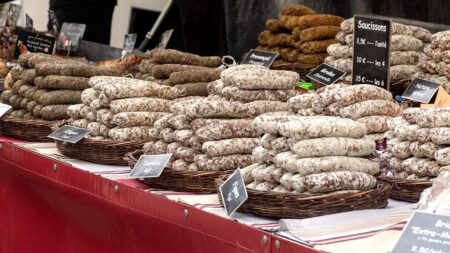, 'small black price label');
352,15,391,90
156,29,174,49
219,169,248,217
241,49,278,67
402,78,440,104
129,154,172,179
14,29,55,59
391,211,450,253
0,103,12,118
48,125,91,144
306,63,346,85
